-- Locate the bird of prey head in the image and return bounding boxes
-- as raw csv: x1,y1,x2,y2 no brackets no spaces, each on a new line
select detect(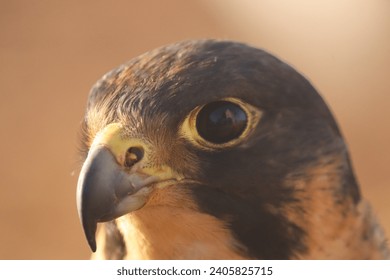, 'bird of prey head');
76,40,389,259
